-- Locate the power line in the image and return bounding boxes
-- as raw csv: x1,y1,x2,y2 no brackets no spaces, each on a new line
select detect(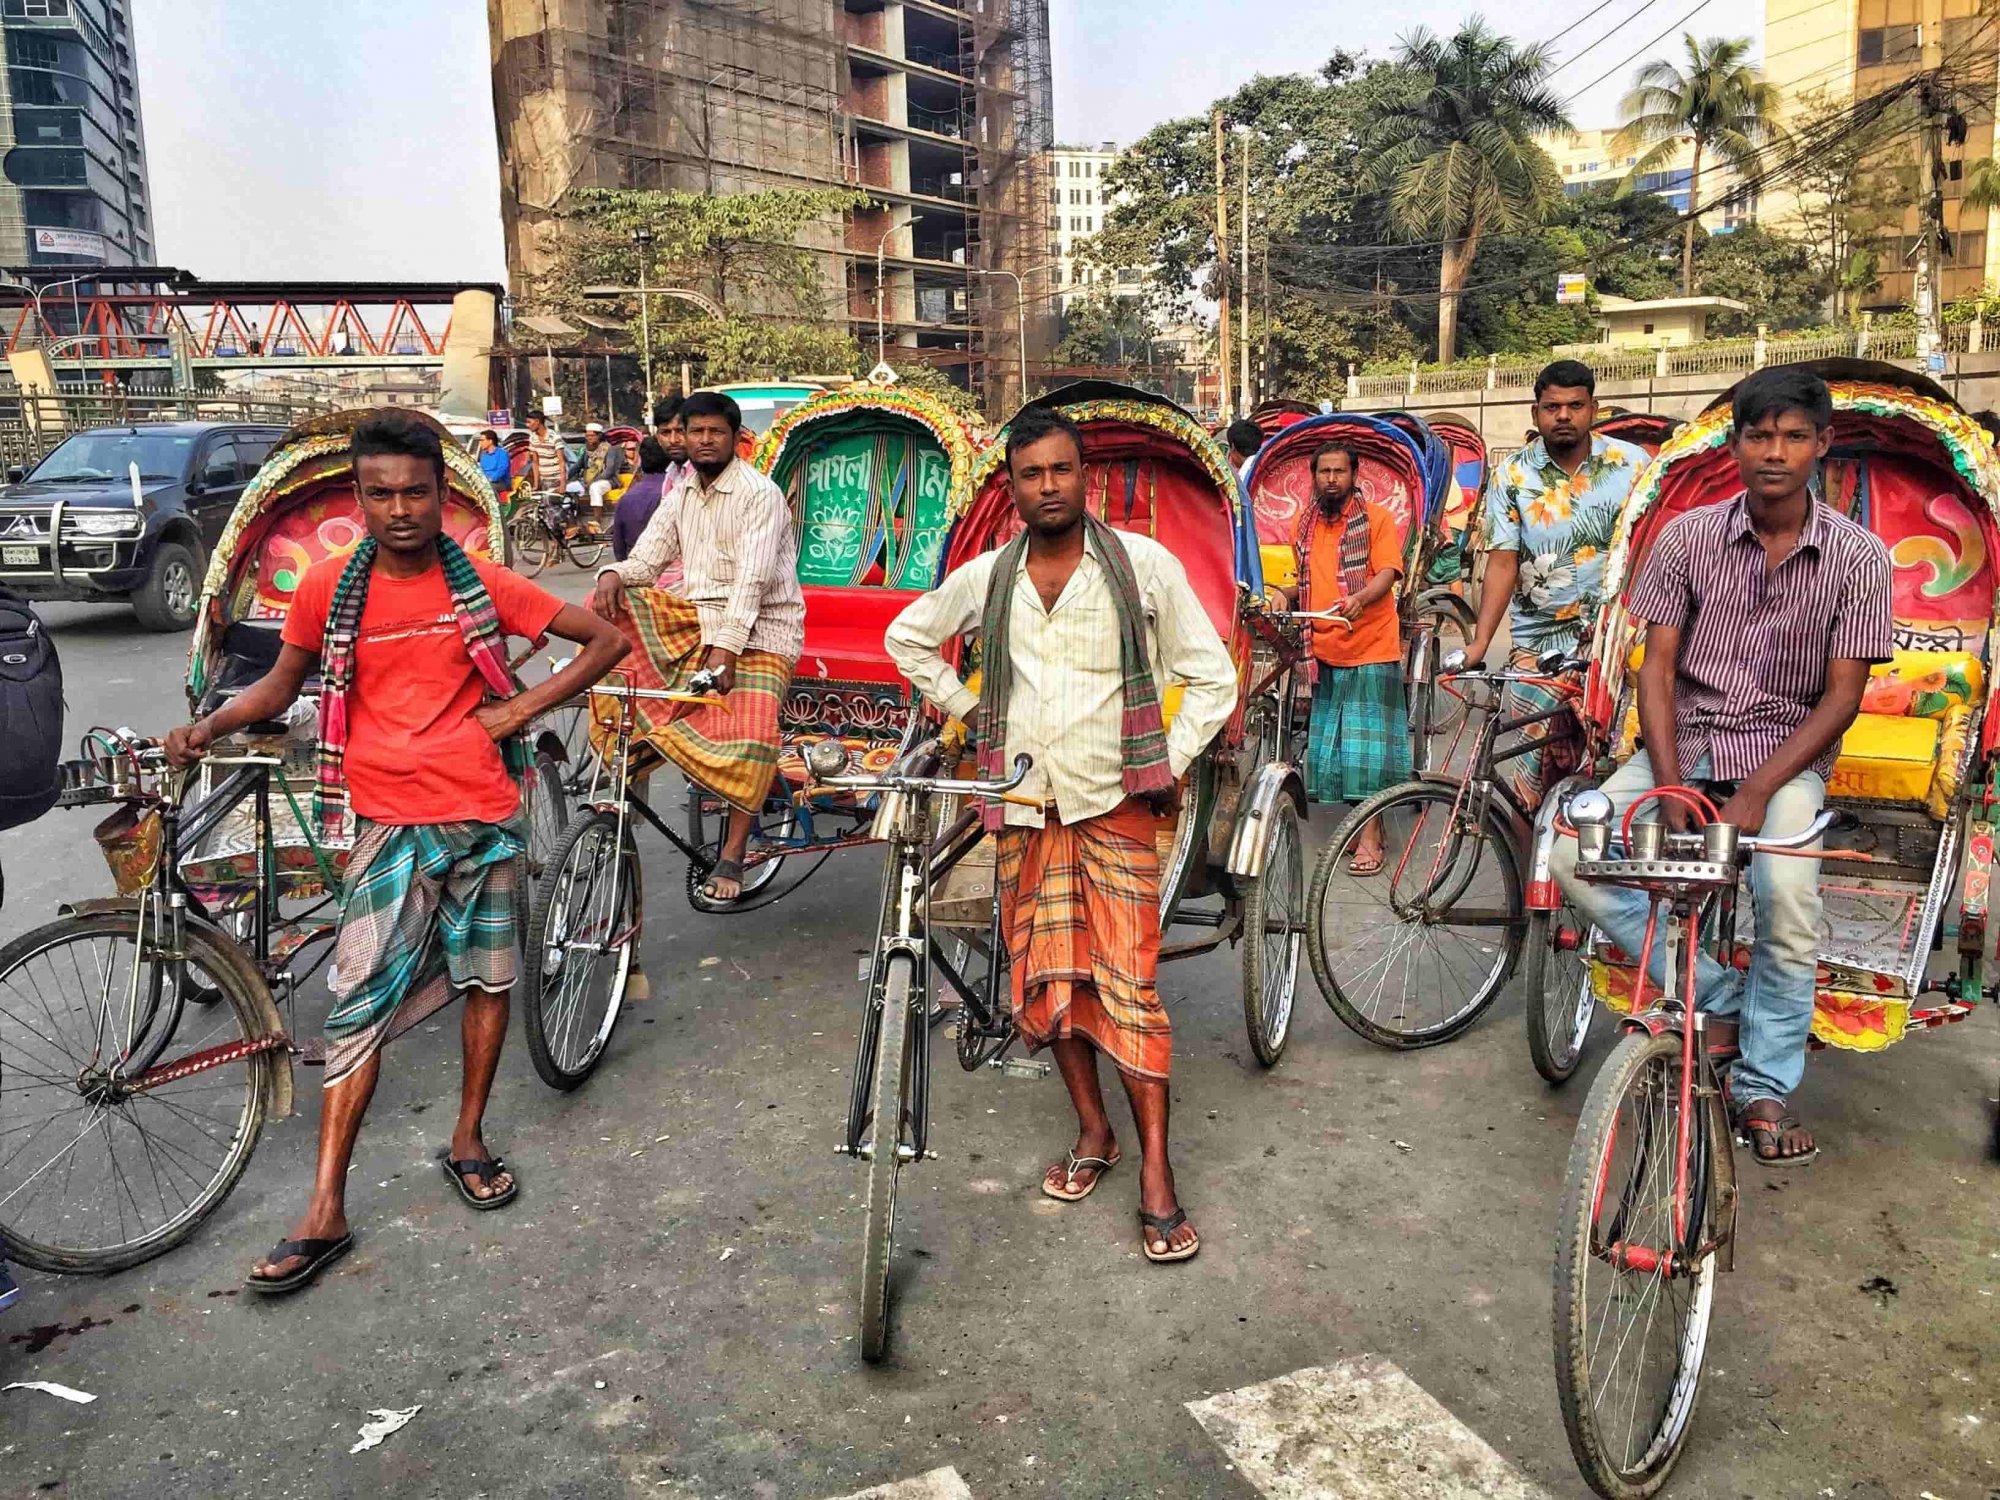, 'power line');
1559,0,1731,109
1543,0,1672,83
